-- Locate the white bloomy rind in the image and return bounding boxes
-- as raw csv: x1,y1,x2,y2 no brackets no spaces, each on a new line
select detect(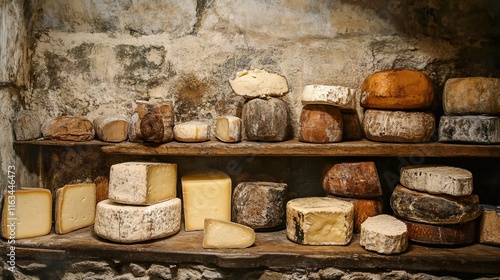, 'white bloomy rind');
301,84,356,110
360,214,408,255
